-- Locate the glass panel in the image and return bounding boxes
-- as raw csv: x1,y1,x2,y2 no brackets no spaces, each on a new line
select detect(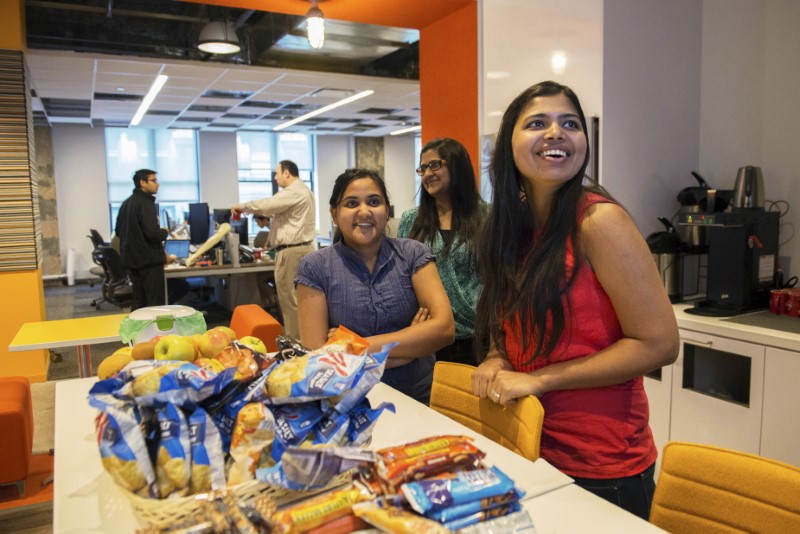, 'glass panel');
277,132,311,169
237,131,272,170
154,130,199,202
105,128,152,203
